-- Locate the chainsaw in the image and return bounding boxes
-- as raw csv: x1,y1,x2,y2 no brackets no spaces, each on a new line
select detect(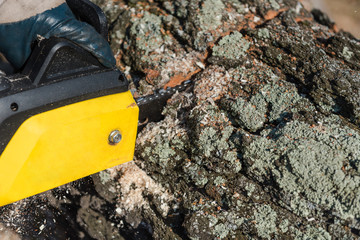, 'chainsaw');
0,0,191,207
